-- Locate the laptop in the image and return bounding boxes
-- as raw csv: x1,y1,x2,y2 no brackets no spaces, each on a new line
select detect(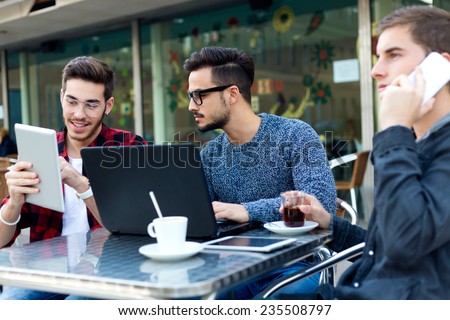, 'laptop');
80,144,261,239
